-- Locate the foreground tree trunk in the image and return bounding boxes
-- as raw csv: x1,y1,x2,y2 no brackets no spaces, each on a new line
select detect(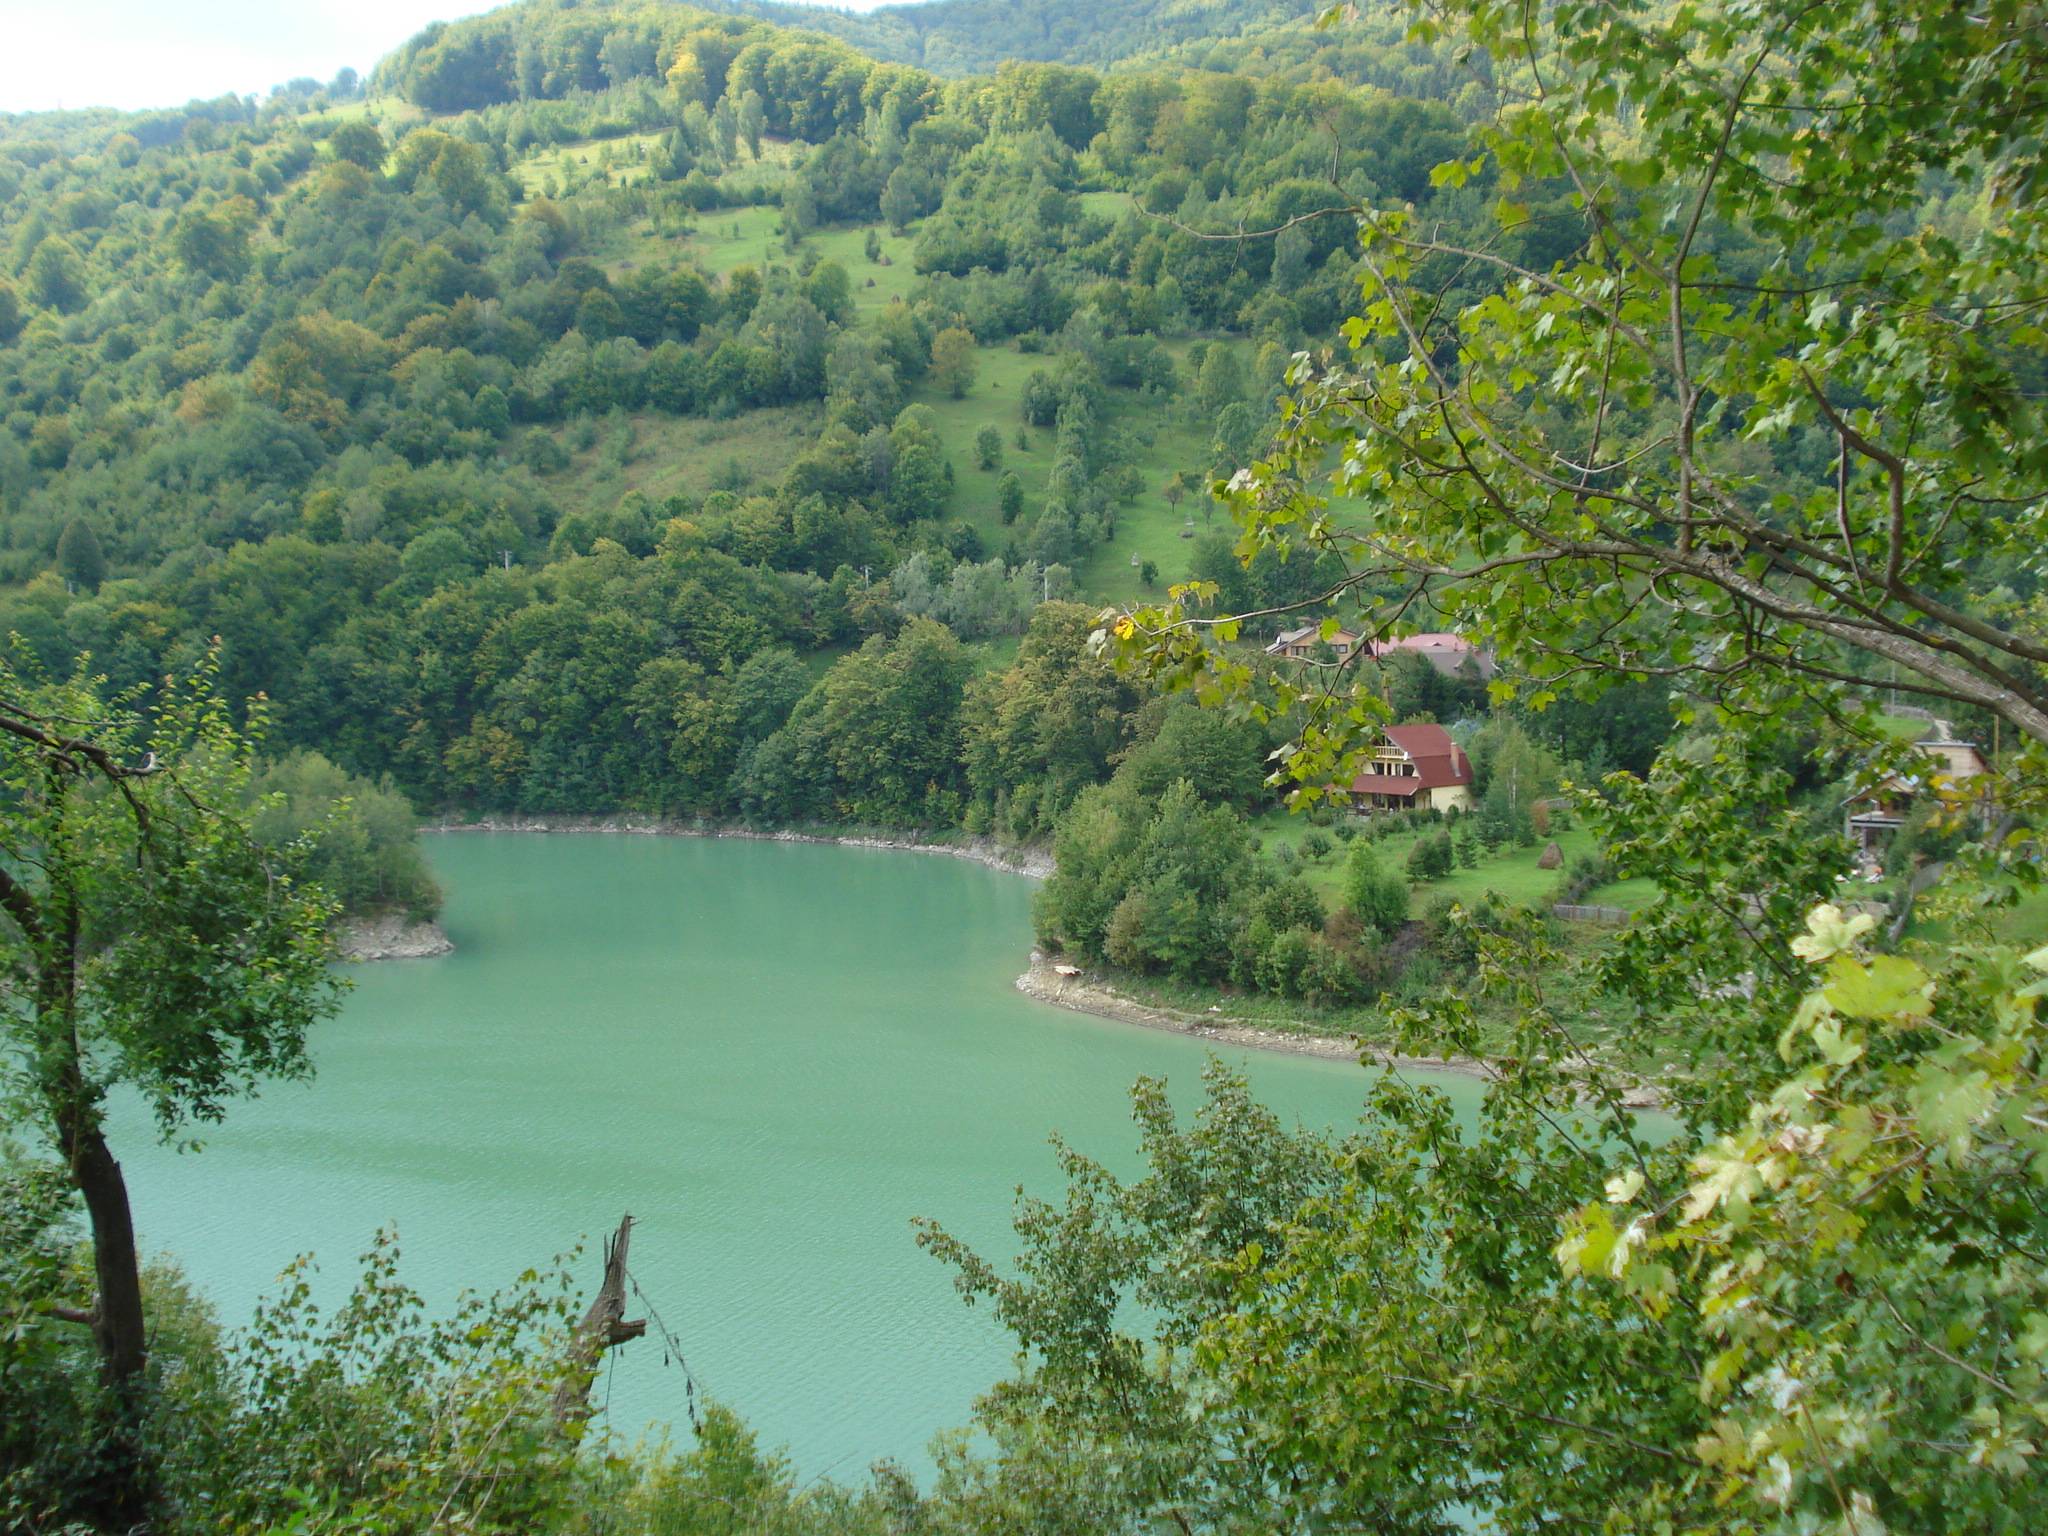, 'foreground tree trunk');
45,915,156,1528
37,883,150,1394
66,1120,149,1388
64,1117,156,1529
